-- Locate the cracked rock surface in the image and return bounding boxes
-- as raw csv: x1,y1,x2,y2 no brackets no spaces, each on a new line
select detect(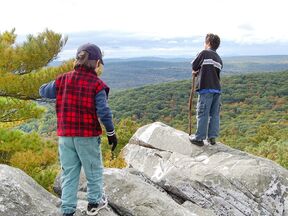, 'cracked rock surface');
124,122,288,216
